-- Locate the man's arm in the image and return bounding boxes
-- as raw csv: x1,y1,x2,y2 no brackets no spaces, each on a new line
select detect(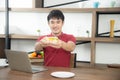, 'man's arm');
35,42,43,51
35,37,49,51
35,37,76,52
49,40,76,52
61,40,76,52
